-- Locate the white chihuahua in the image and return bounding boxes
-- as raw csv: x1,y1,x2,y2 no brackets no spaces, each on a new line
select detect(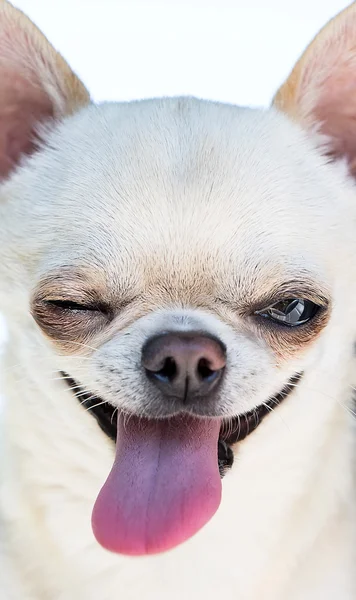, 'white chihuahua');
0,1,355,598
